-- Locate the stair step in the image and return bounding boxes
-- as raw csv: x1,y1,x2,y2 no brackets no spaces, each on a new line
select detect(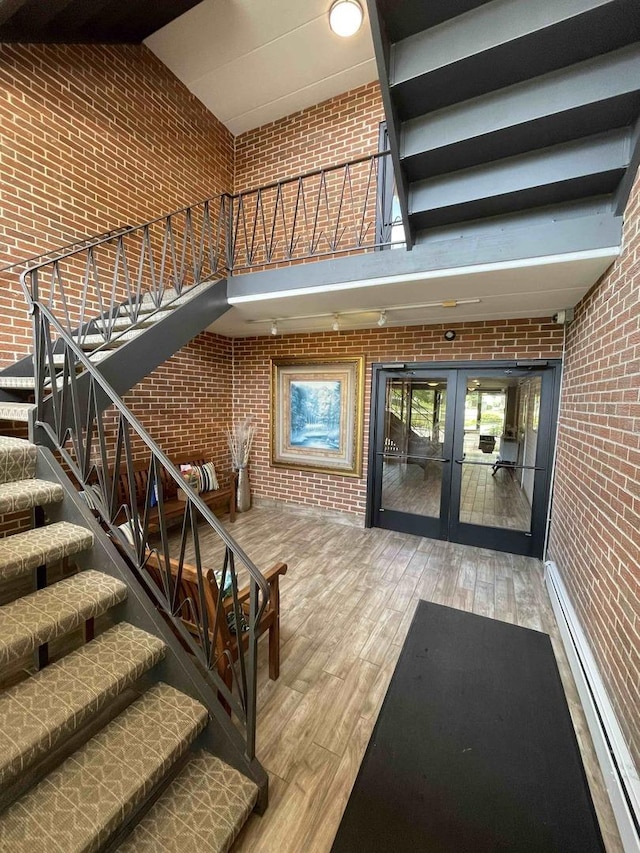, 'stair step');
0,521,94,584
97,310,172,333
0,622,166,788
0,478,64,514
46,352,109,367
119,750,258,853
0,377,37,391
0,570,127,669
76,329,144,351
0,683,208,852
0,437,36,484
0,403,36,423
